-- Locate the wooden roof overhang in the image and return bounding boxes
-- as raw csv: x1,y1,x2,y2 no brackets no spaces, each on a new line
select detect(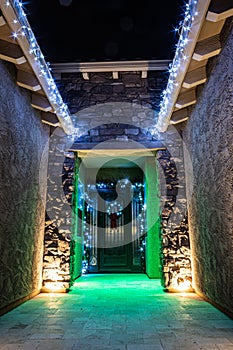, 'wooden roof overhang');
156,0,233,131
0,0,74,134
0,0,232,135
